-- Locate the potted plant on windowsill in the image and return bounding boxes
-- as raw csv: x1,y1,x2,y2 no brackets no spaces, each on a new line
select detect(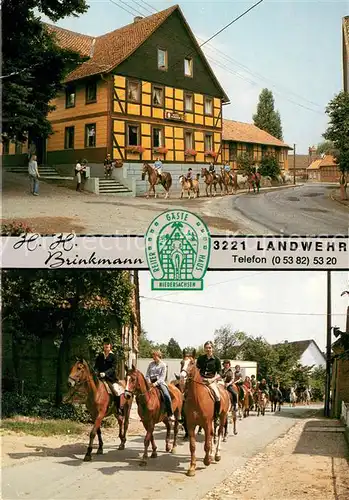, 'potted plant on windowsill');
204,150,218,158
153,147,168,154
184,149,197,157
125,145,145,154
